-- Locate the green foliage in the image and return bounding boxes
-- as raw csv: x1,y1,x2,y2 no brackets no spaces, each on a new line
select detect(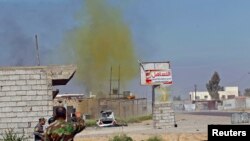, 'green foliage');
109,134,133,141
116,115,152,124
244,88,250,97
146,136,163,141
2,128,26,141
206,71,222,100
85,119,98,127
173,95,181,101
